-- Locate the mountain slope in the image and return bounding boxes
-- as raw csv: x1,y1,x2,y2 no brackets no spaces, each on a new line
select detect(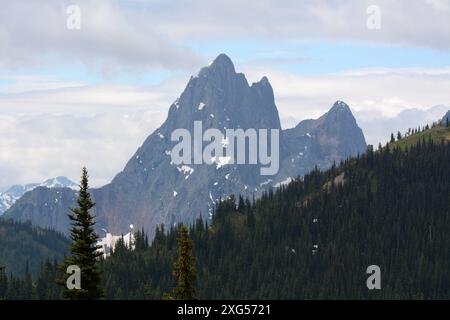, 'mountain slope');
389,125,450,150
3,187,78,234
0,177,77,215
0,219,69,277
102,137,450,299
441,110,450,125
279,100,366,180
4,54,367,237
